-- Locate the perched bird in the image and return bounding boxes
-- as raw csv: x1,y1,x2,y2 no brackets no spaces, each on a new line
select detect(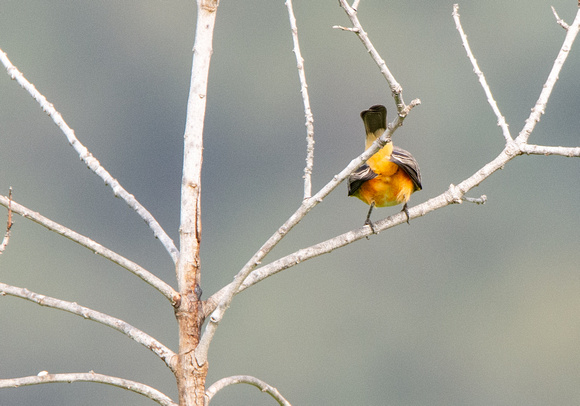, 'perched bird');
348,105,422,230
